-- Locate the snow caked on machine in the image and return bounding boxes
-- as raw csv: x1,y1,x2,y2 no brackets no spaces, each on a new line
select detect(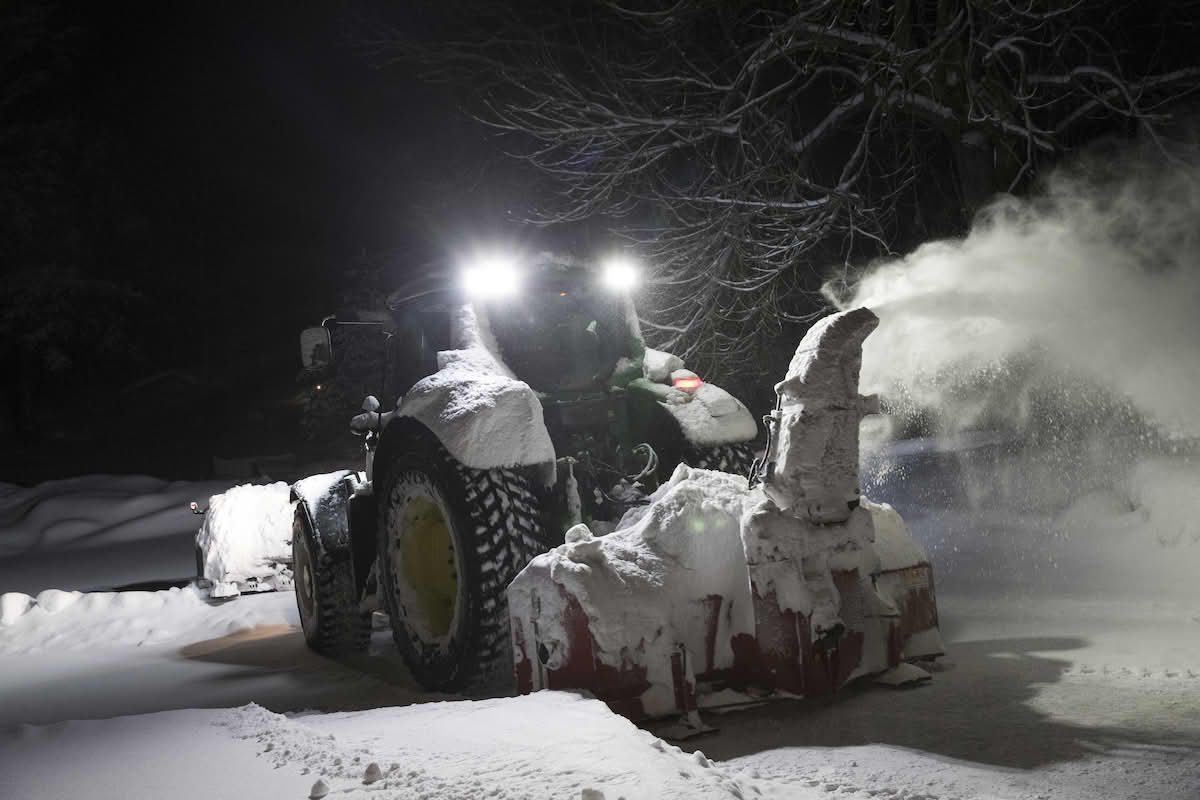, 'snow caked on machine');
508,307,942,728
284,253,760,690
